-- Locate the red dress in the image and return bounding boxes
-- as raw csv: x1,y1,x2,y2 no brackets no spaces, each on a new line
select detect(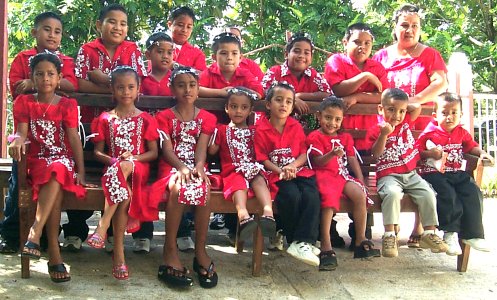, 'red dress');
91,112,159,224
306,130,371,209
214,124,266,201
150,109,217,207
373,47,447,130
9,48,79,99
13,95,86,201
254,116,314,199
324,53,389,150
75,38,147,122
